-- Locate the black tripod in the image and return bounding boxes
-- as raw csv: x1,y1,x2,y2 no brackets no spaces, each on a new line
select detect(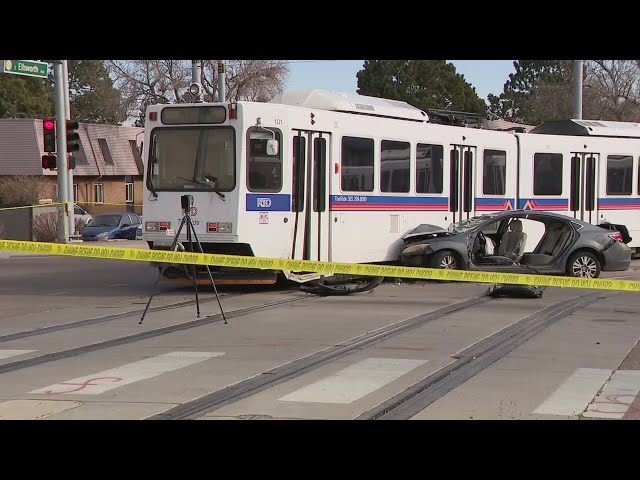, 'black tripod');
140,195,227,325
